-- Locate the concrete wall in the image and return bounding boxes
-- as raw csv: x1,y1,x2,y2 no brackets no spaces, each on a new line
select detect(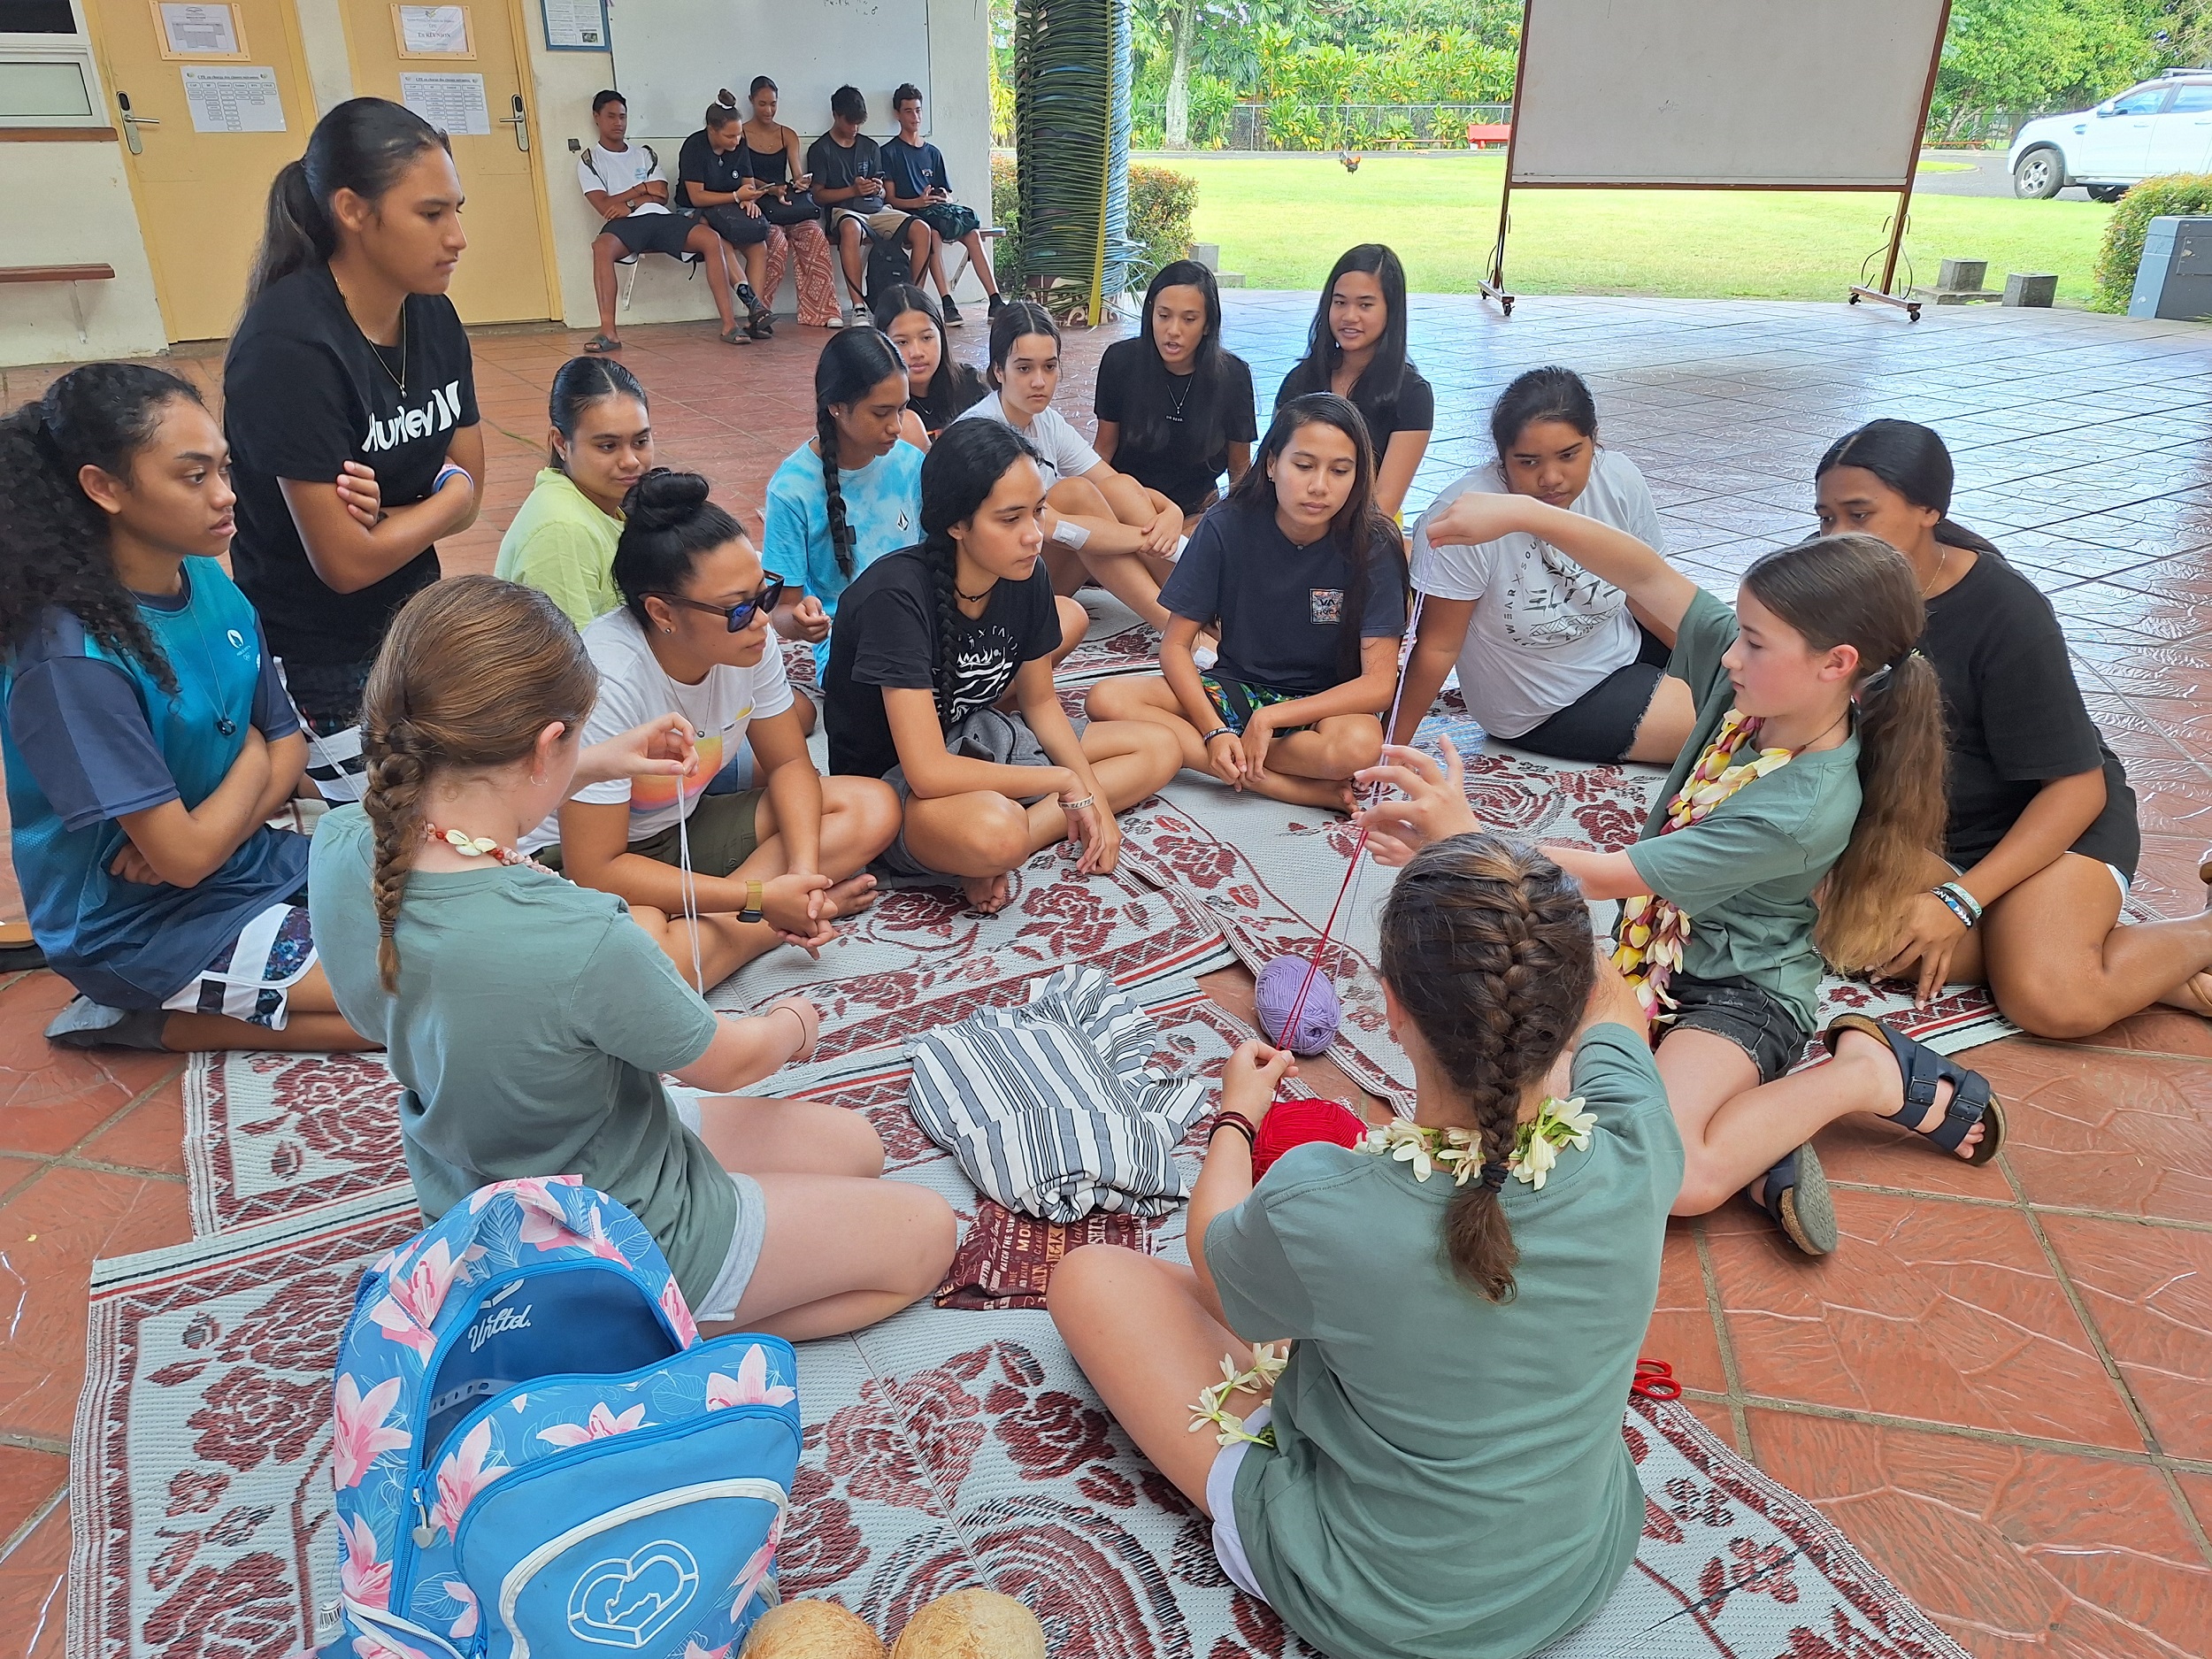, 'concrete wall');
0,0,995,365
